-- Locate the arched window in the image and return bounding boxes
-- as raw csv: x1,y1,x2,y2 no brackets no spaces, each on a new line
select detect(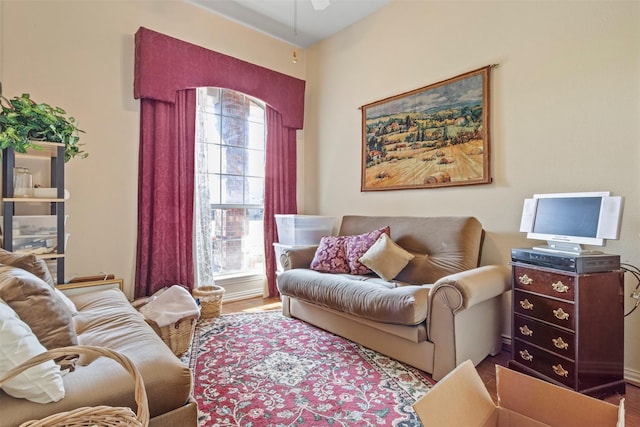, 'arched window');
194,88,266,289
